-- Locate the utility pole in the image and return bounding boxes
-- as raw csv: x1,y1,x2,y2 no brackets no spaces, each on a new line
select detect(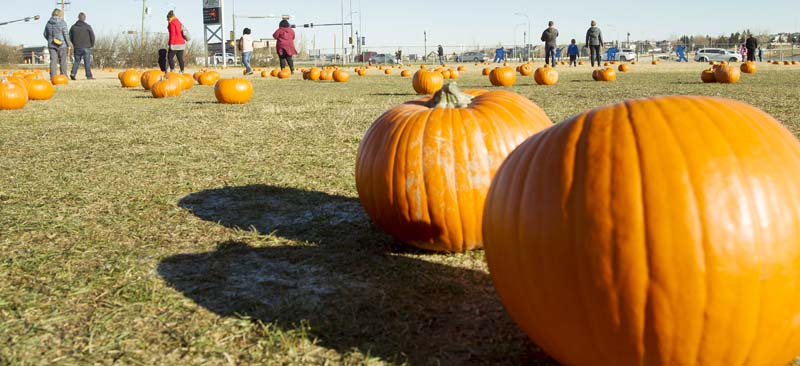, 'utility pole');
424,31,427,61
340,0,345,64
232,0,237,66
141,0,147,67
